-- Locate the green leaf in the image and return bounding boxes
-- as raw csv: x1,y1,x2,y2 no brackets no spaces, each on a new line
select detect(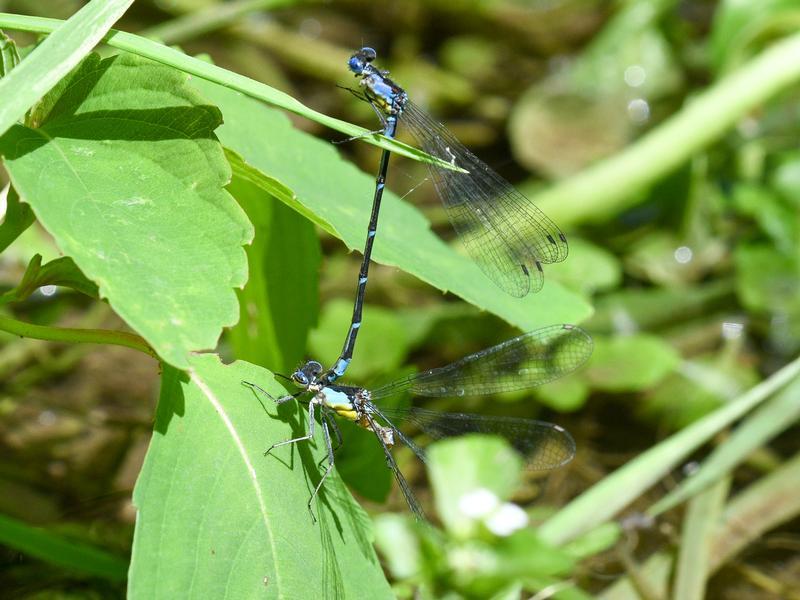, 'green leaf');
226,176,320,374
0,29,20,77
0,185,34,253
0,0,134,137
191,77,591,331
373,513,422,580
427,436,522,535
535,376,590,412
548,237,621,297
0,253,99,304
585,334,680,392
0,53,252,369
0,512,127,581
129,356,392,599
